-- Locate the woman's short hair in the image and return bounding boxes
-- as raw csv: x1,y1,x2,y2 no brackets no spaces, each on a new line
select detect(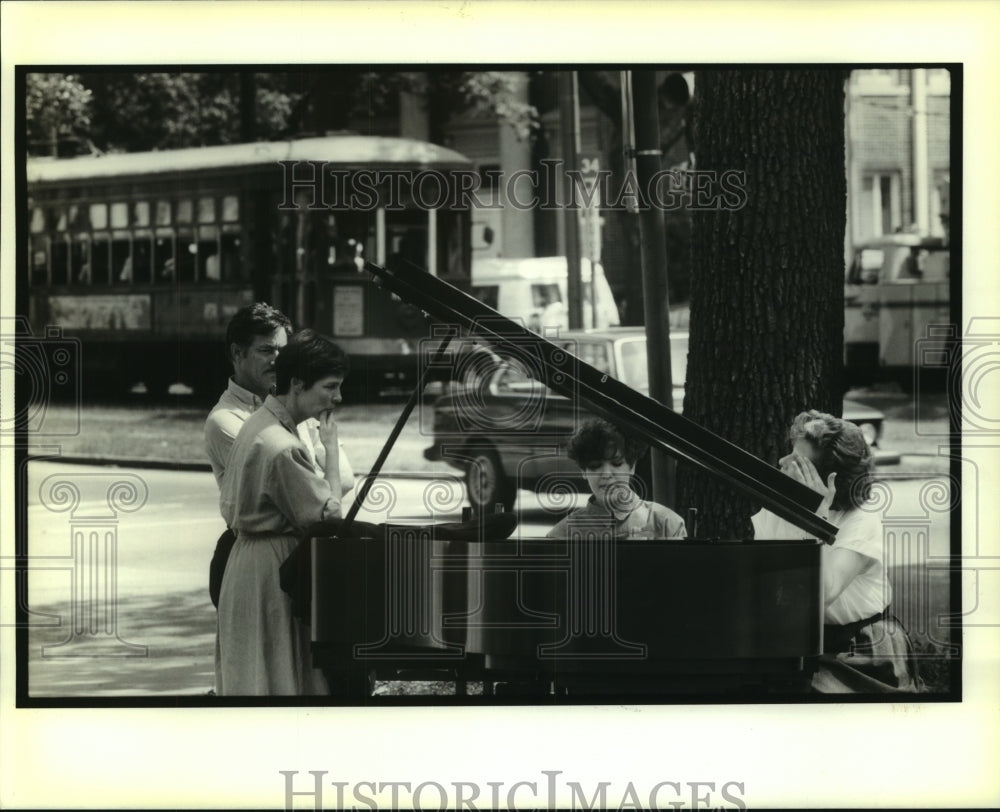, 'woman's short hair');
274,329,349,393
567,418,648,468
789,409,874,510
